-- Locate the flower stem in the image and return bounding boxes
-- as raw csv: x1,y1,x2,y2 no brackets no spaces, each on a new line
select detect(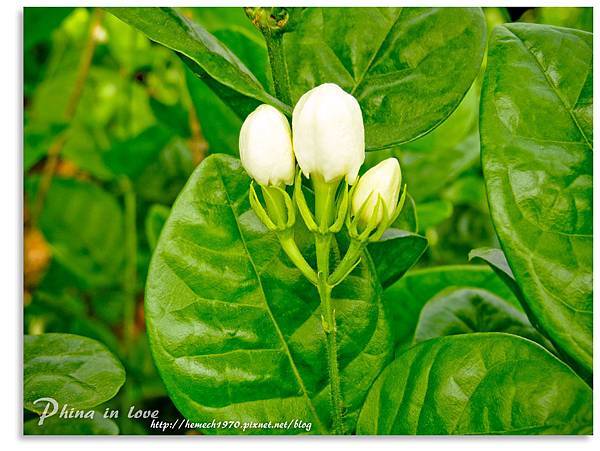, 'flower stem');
264,32,291,105
278,232,318,285
315,233,344,434
259,185,318,284
328,239,365,286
